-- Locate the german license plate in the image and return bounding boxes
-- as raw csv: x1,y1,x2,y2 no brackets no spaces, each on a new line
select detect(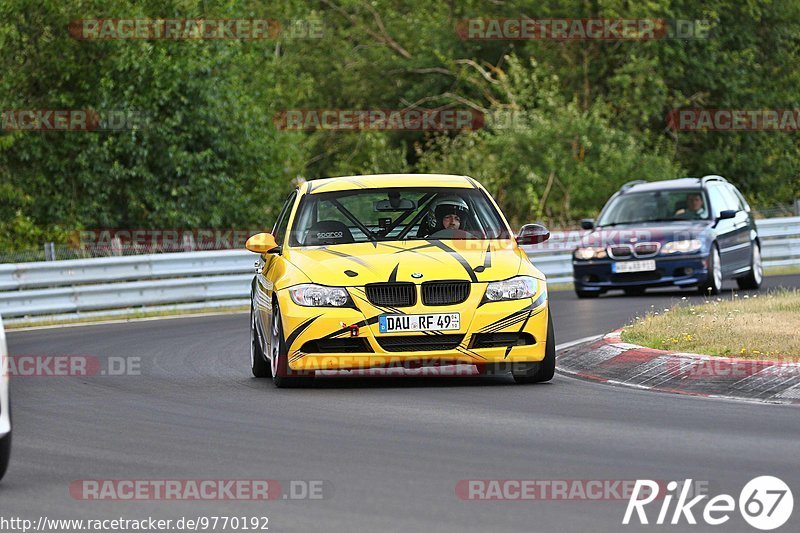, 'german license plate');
613,259,656,273
378,313,460,333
